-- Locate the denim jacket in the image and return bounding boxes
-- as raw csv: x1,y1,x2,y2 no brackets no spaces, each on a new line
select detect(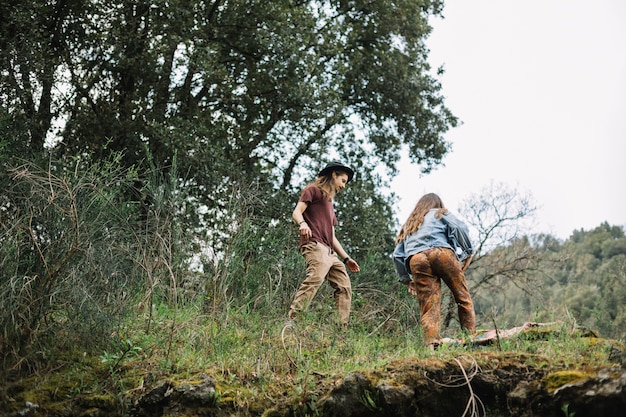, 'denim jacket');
393,209,474,284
